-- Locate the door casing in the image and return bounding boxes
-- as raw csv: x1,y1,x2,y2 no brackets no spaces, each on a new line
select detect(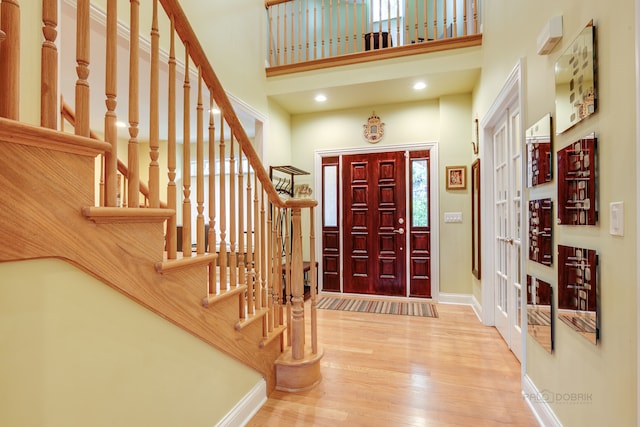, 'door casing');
314,142,440,300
